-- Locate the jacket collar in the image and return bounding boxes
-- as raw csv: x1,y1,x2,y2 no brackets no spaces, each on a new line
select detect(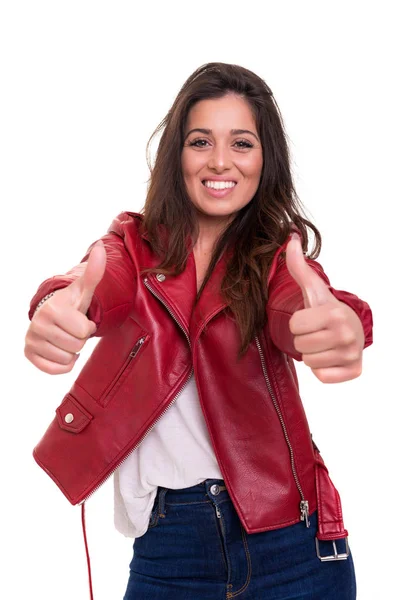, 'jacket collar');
142,247,229,342
136,213,297,341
